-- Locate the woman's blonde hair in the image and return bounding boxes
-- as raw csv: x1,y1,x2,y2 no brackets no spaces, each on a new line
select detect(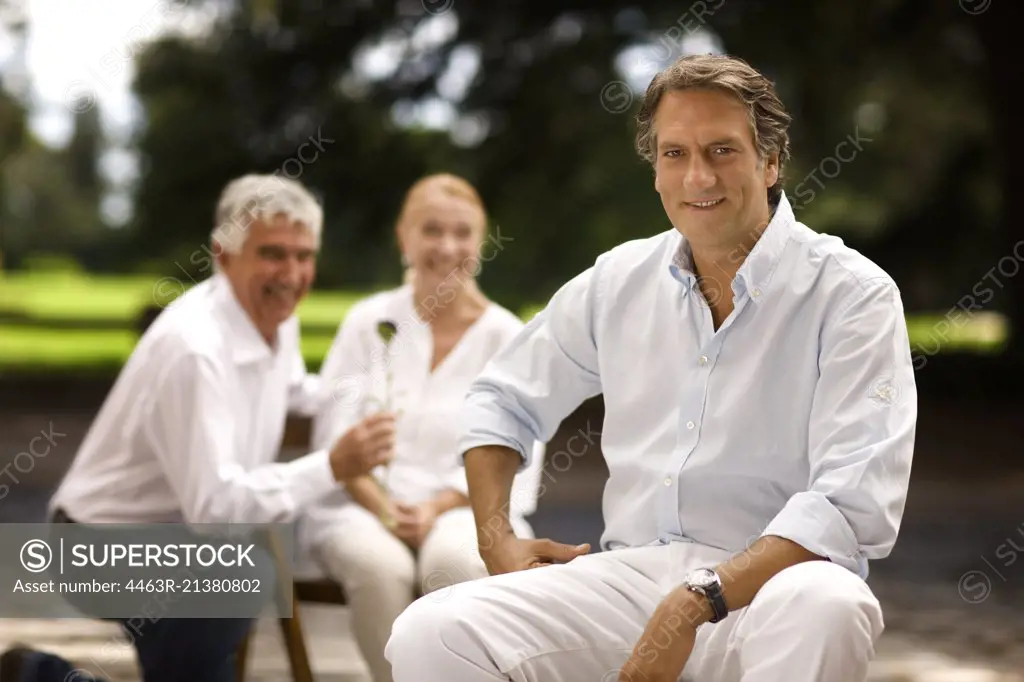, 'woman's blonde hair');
396,173,487,230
